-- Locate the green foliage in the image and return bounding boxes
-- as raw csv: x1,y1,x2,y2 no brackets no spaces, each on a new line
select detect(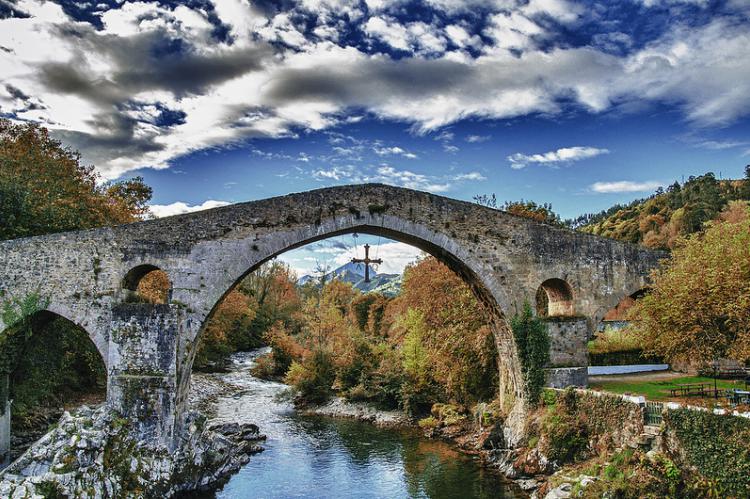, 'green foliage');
400,309,429,381
587,327,661,365
0,291,49,329
0,119,152,241
664,408,750,496
511,302,550,405
285,349,336,404
575,171,750,249
8,318,106,427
